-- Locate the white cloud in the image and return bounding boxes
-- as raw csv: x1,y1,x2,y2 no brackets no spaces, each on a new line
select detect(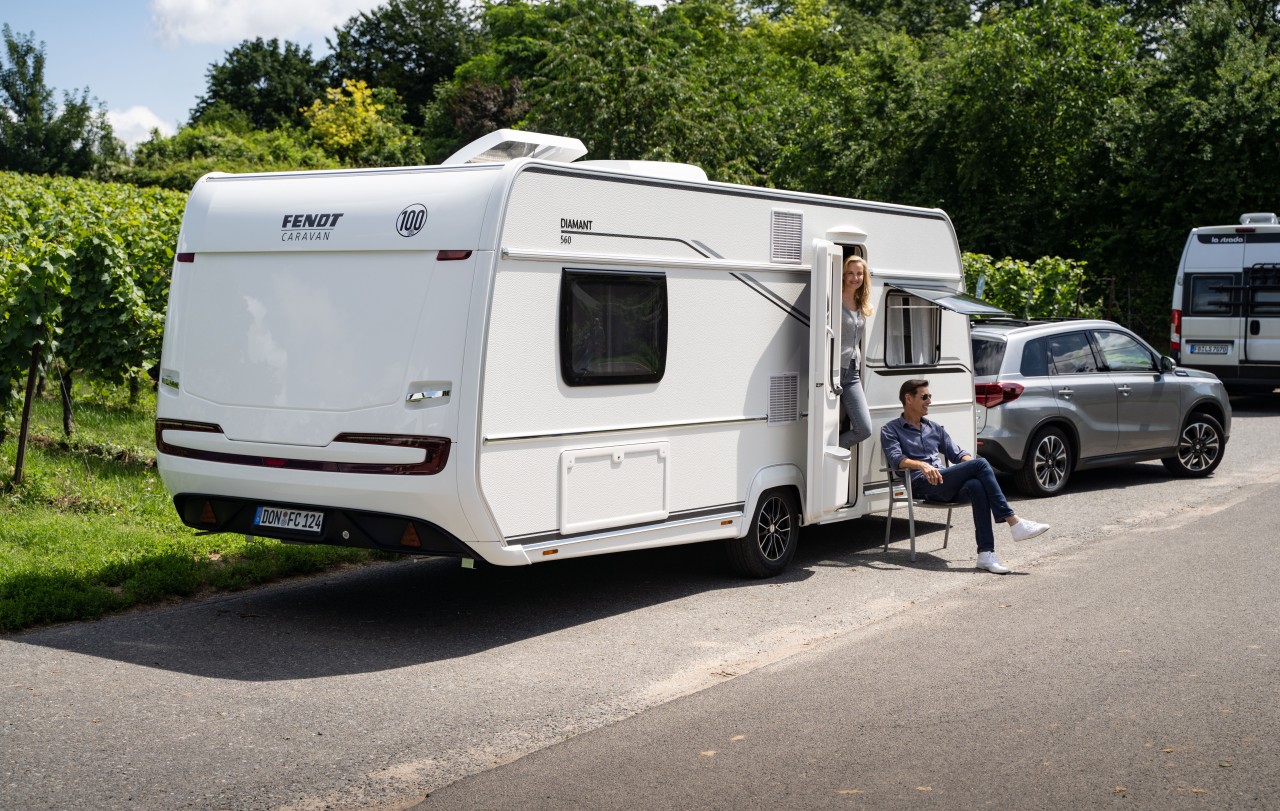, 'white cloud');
108,106,176,148
150,0,379,47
